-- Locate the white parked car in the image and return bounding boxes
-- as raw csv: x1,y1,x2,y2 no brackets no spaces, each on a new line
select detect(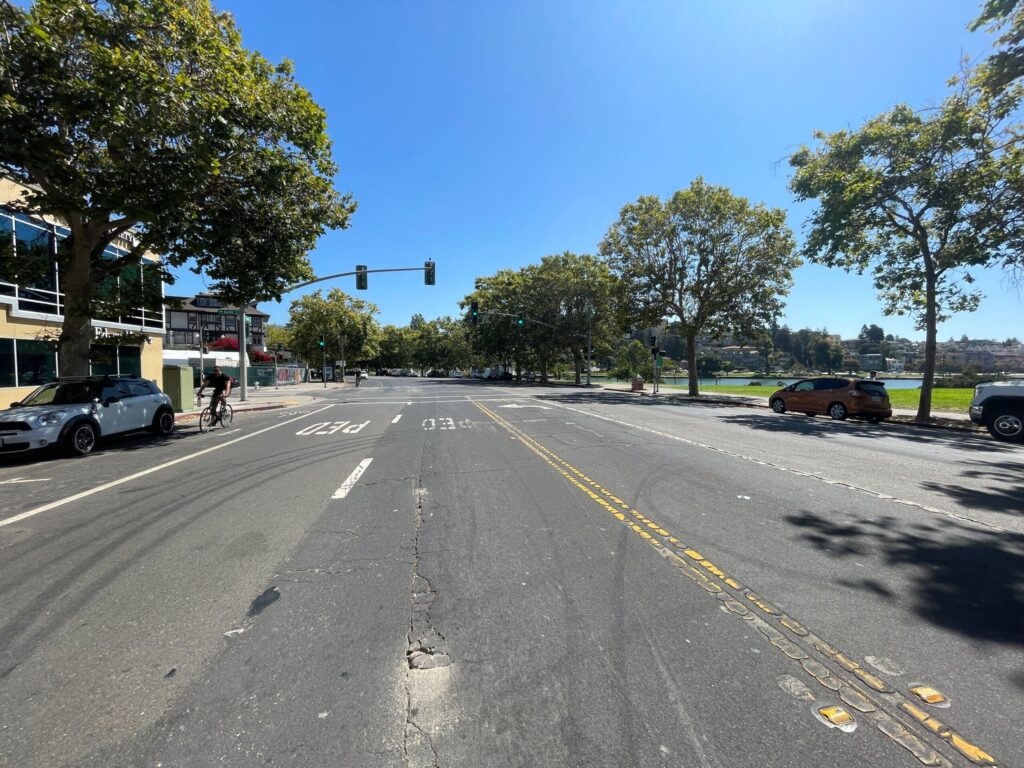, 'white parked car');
0,376,176,457
969,380,1024,443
